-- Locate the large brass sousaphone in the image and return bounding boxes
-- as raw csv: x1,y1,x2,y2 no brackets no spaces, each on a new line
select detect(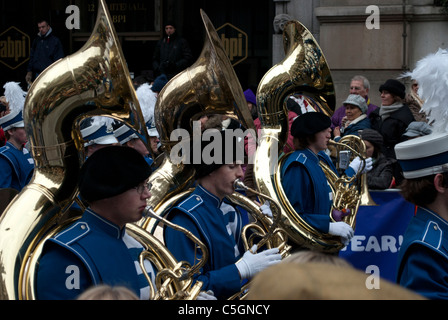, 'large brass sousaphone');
0,0,201,300
254,20,358,253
